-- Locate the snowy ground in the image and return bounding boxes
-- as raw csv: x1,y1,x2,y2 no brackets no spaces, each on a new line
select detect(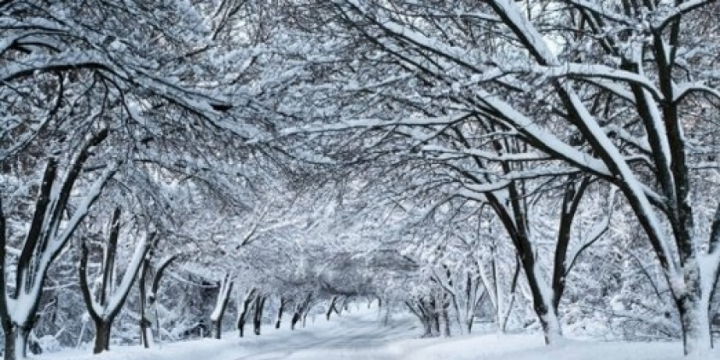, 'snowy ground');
39,308,715,360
